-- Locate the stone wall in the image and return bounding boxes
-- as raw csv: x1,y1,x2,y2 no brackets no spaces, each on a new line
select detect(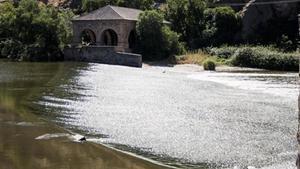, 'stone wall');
64,46,142,67
72,20,136,52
